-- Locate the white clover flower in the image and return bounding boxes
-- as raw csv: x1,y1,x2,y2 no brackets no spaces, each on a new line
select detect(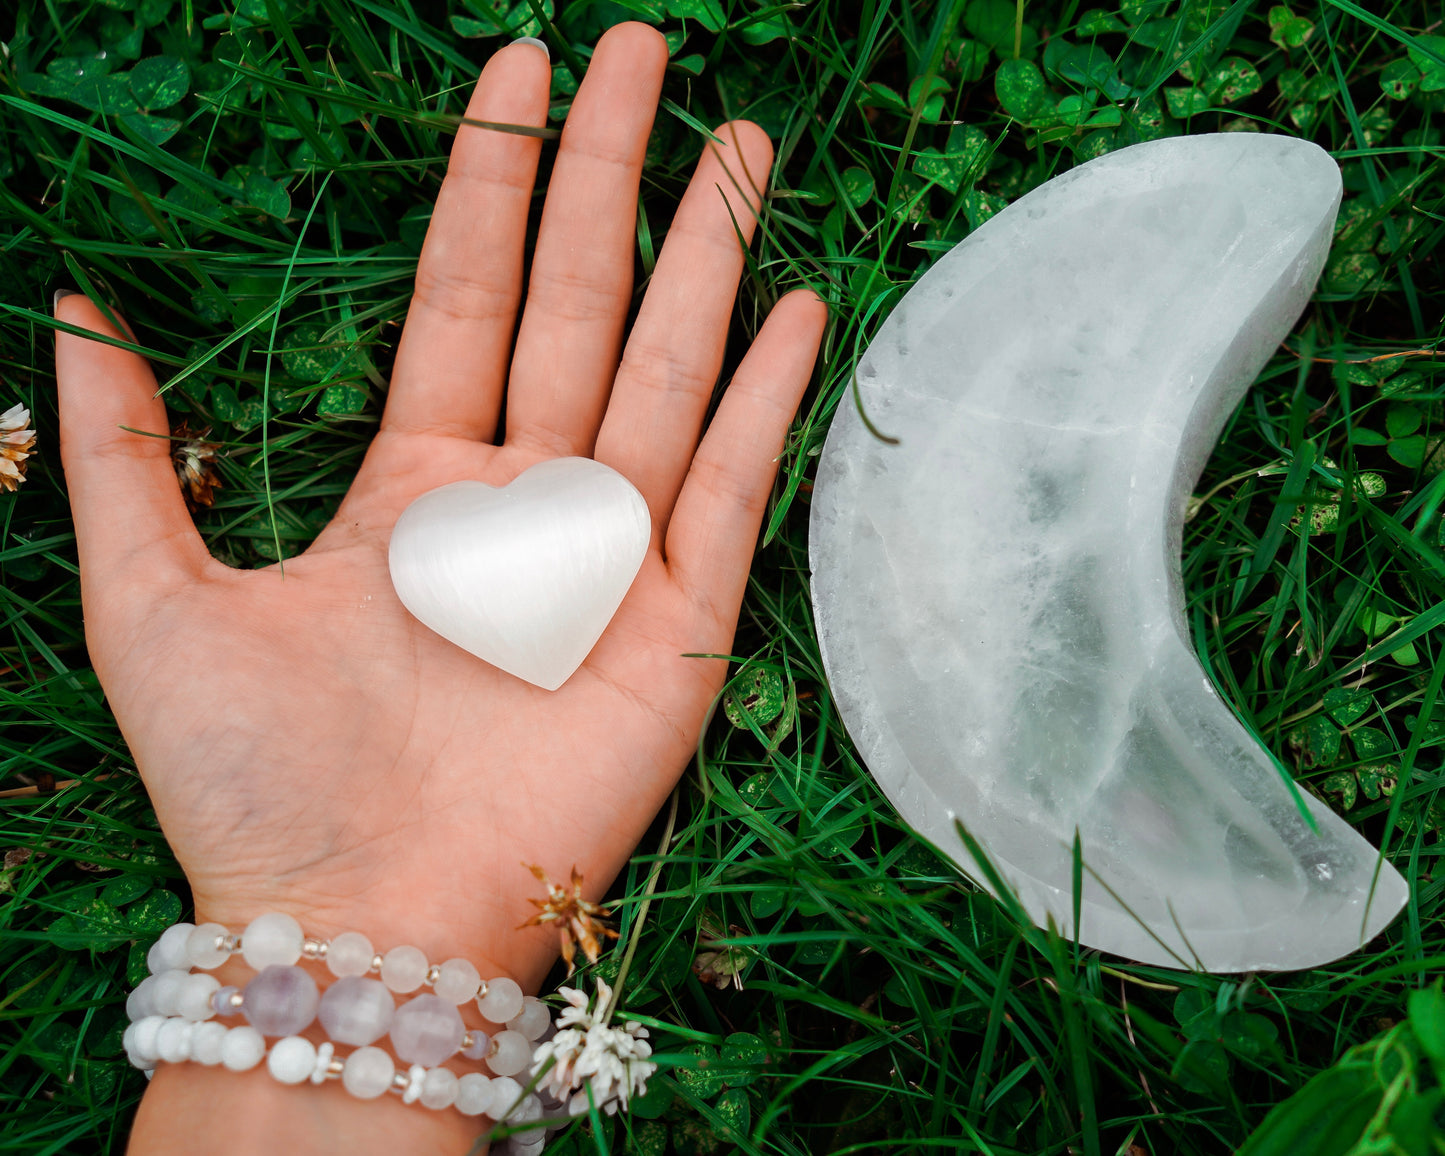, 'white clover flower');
530,978,656,1116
